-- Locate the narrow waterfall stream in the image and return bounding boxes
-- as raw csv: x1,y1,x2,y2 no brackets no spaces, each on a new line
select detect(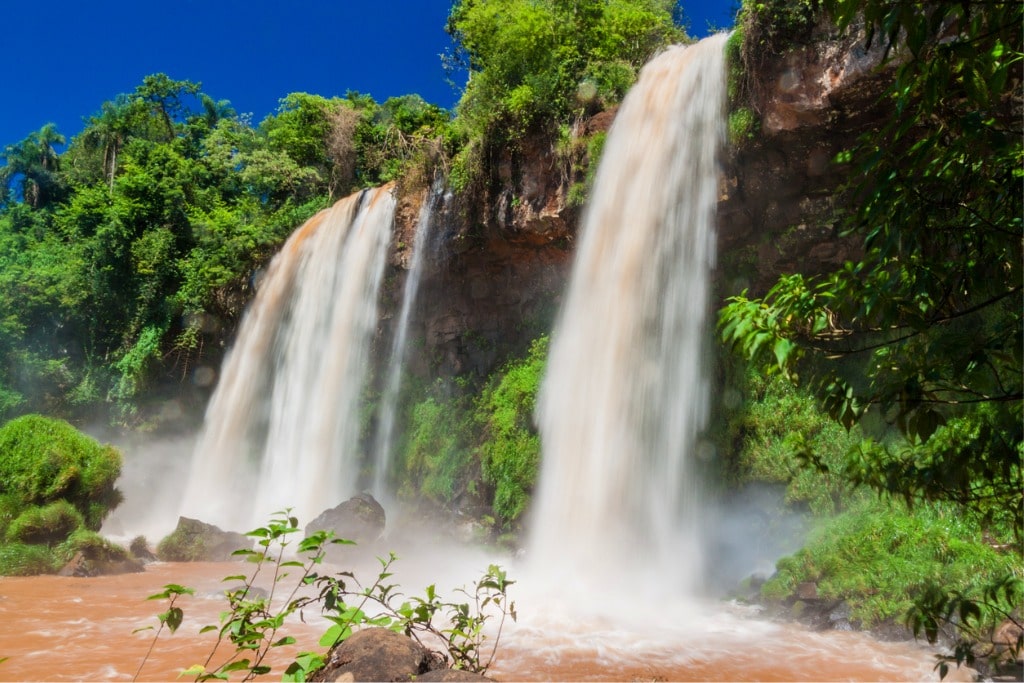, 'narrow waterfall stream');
179,186,396,531
529,34,728,599
370,181,444,499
